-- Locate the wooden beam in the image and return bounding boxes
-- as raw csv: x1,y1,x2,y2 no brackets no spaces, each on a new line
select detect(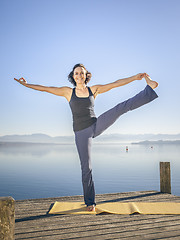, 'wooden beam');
160,162,171,194
0,197,15,240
